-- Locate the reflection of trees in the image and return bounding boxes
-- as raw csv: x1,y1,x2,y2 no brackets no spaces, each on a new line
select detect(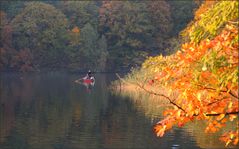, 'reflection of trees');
0,73,211,149
0,99,15,143
14,97,72,149
99,95,162,149
184,120,239,149
64,74,110,148
0,73,34,144
115,88,239,149
99,95,200,149
0,73,75,149
0,73,112,149
112,87,167,120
